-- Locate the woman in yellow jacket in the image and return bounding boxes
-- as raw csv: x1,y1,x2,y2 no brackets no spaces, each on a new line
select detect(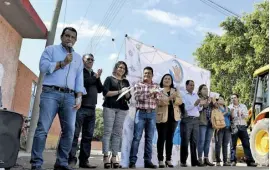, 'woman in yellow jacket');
156,74,182,168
